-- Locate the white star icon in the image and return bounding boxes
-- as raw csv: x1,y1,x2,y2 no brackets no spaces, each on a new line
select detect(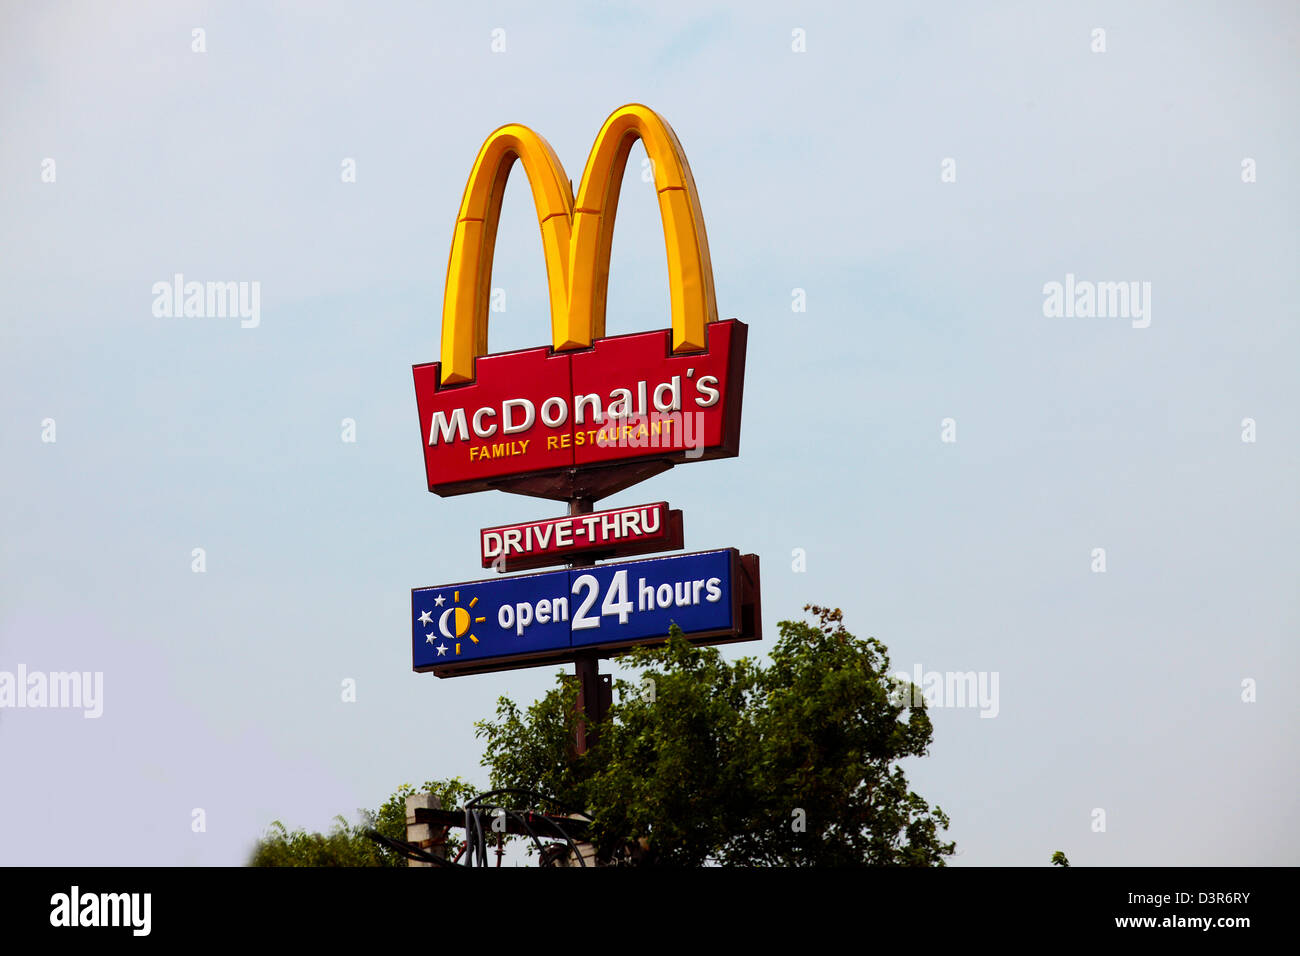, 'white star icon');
434,594,446,607
436,643,448,656
425,634,436,644
418,610,433,626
